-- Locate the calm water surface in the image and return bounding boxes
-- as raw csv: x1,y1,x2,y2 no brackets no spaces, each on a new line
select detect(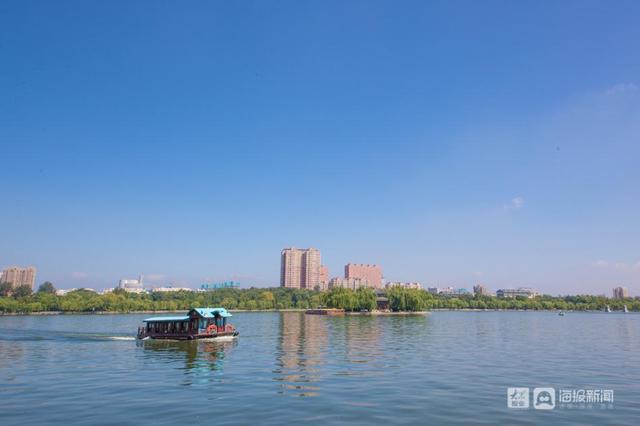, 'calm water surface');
1,311,639,425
